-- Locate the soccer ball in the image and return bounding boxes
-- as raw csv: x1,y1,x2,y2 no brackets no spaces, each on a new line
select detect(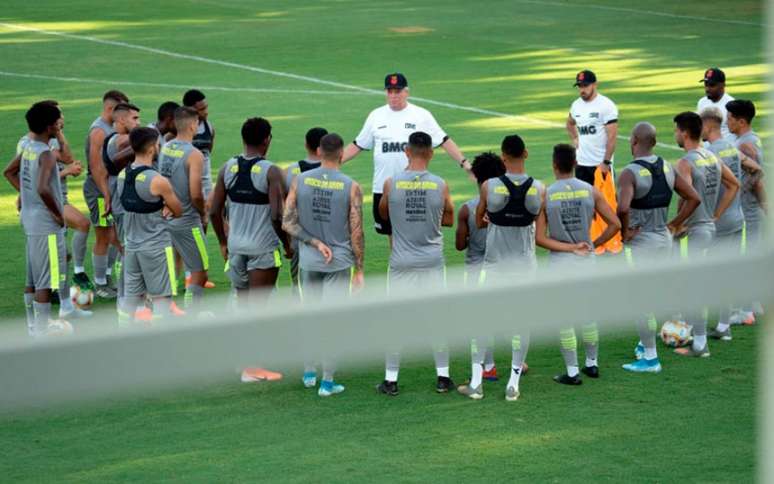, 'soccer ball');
660,320,693,348
70,285,94,310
